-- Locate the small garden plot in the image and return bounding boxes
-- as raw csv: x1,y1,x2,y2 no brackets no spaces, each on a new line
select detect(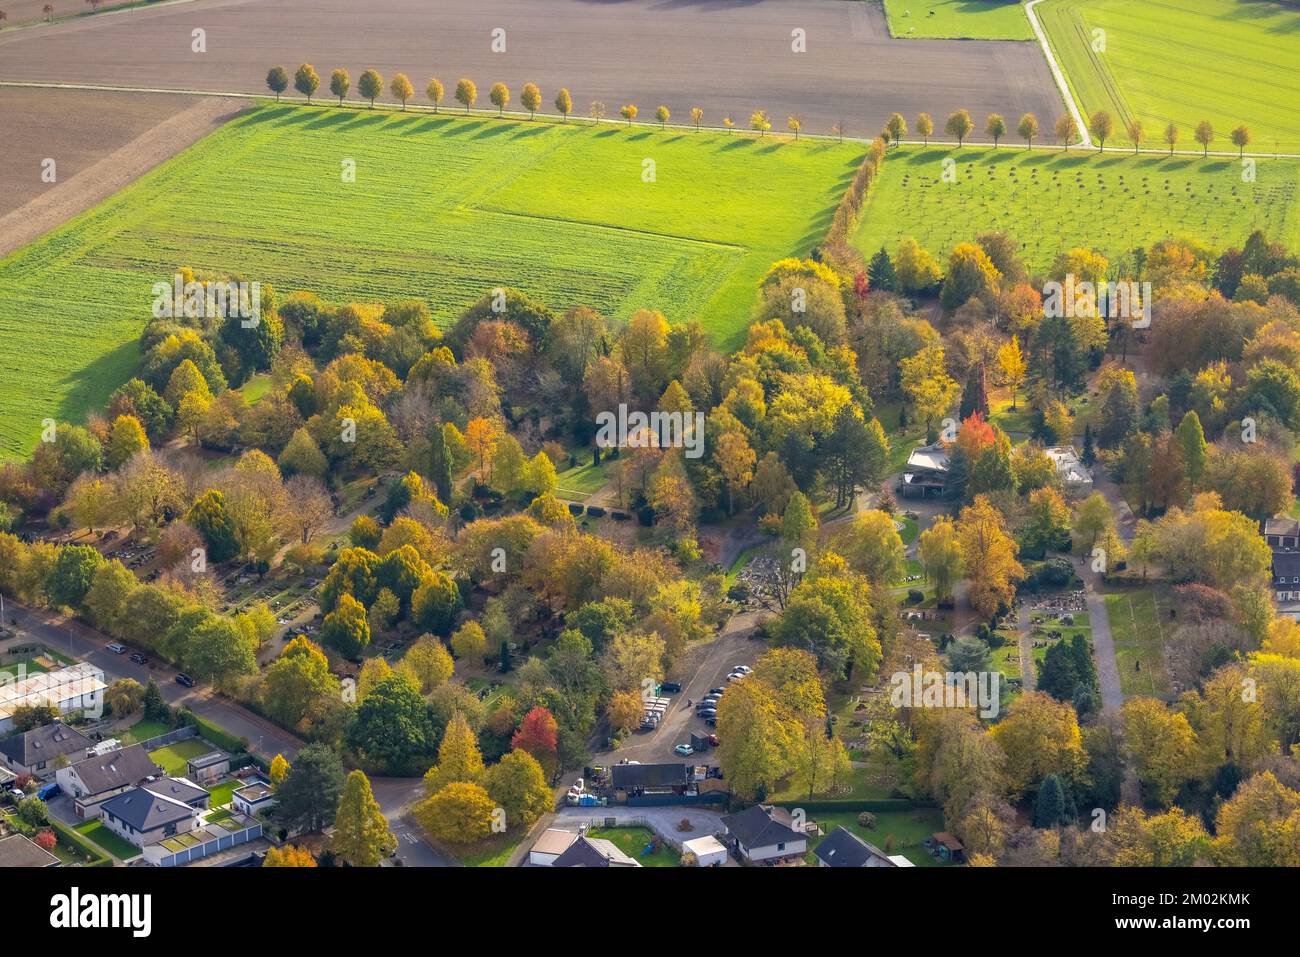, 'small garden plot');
586,827,680,867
